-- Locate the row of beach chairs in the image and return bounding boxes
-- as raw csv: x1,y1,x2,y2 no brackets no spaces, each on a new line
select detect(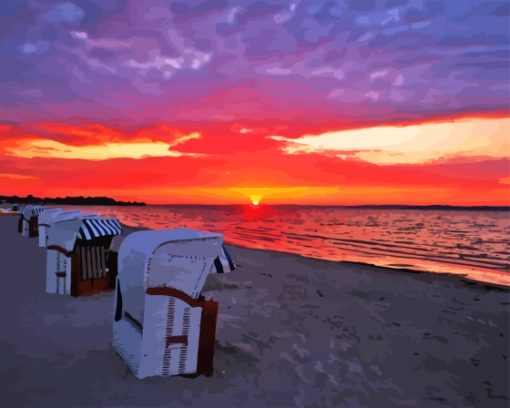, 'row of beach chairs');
17,205,237,379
